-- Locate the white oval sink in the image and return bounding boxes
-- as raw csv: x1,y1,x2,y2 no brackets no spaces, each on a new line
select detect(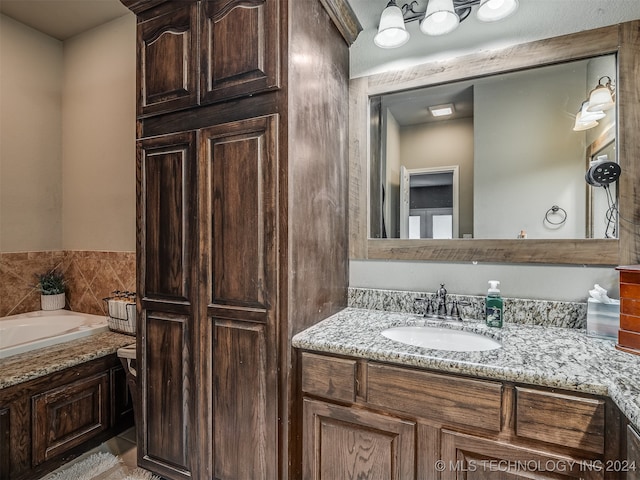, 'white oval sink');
381,326,501,352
